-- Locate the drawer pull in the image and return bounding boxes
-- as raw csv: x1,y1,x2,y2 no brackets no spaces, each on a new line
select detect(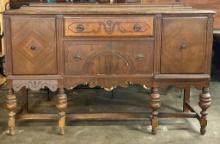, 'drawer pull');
76,24,85,32
30,45,37,51
136,54,145,60
74,54,82,61
180,43,188,50
133,24,142,32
